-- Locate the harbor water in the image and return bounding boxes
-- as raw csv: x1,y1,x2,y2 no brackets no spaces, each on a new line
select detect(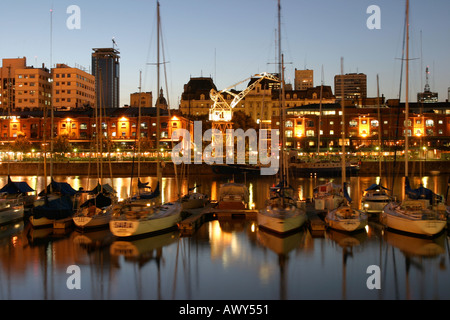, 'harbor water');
0,173,449,300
